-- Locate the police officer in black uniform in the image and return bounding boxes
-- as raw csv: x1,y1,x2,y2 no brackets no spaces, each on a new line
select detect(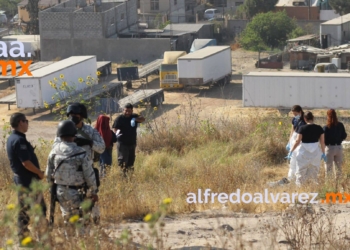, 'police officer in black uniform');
6,112,47,241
